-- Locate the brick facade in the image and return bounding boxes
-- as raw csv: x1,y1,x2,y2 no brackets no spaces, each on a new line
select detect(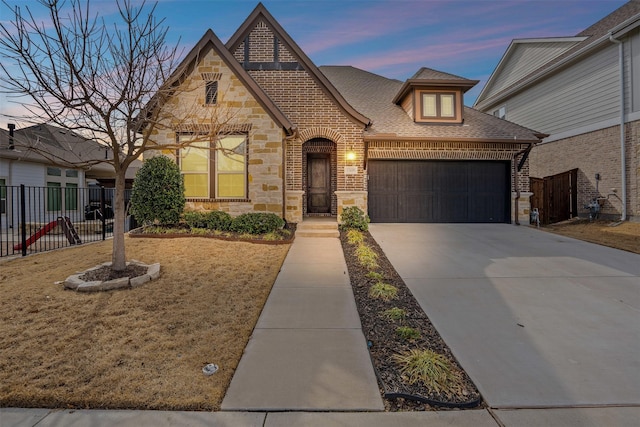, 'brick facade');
530,120,639,220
